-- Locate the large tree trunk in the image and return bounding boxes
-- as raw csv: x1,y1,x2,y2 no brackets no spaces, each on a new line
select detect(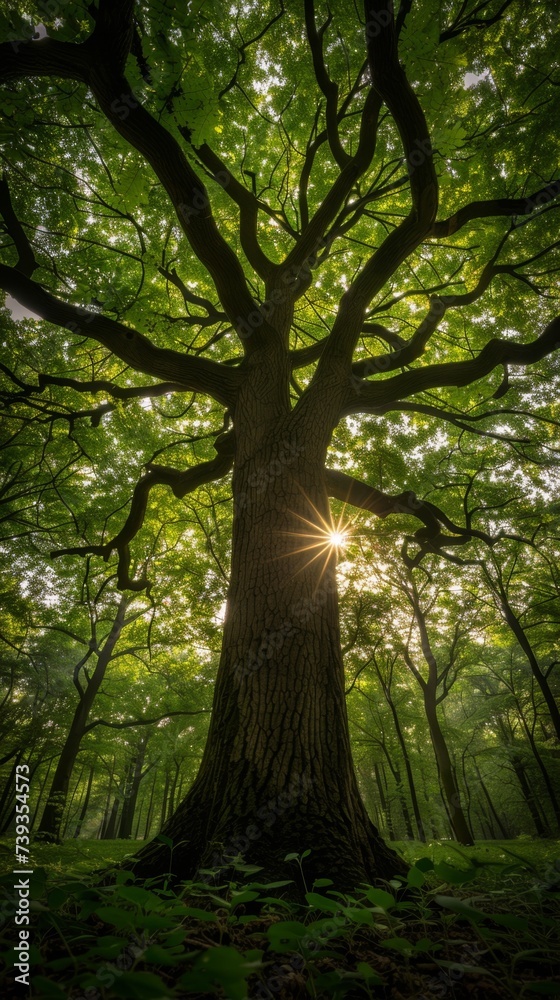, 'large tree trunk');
132,437,405,889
